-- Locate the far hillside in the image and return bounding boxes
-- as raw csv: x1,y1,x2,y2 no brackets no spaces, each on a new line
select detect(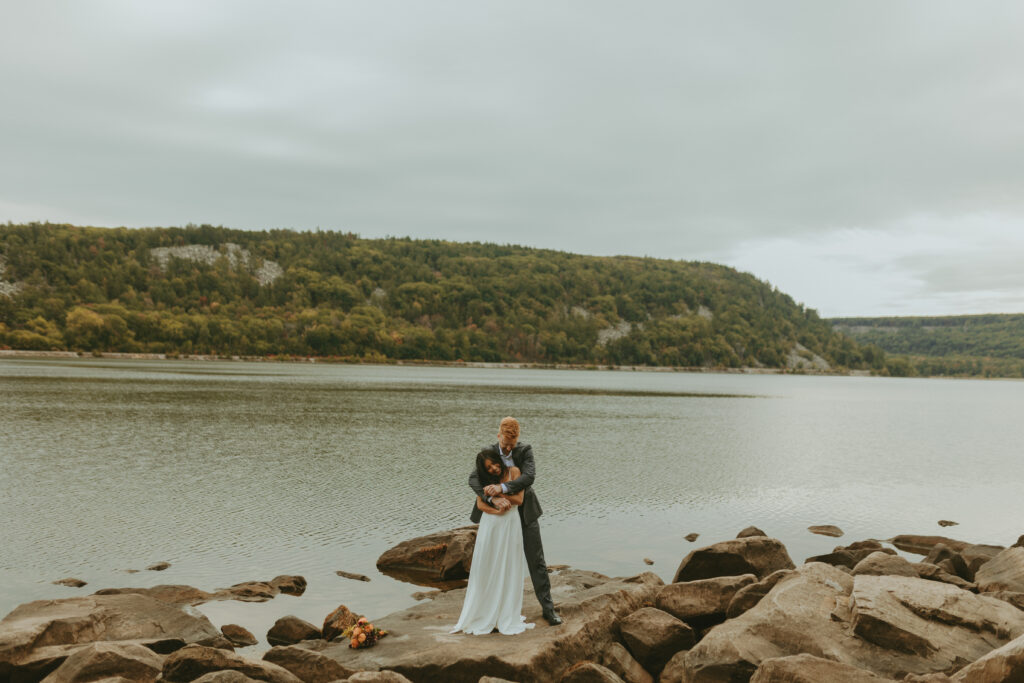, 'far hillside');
0,222,884,372
831,314,1024,378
